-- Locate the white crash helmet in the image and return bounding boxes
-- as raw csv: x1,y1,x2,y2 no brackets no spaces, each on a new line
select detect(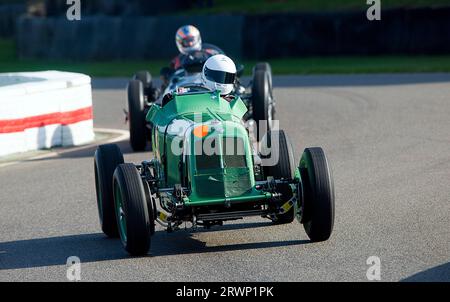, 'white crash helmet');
175,25,202,54
202,54,237,95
